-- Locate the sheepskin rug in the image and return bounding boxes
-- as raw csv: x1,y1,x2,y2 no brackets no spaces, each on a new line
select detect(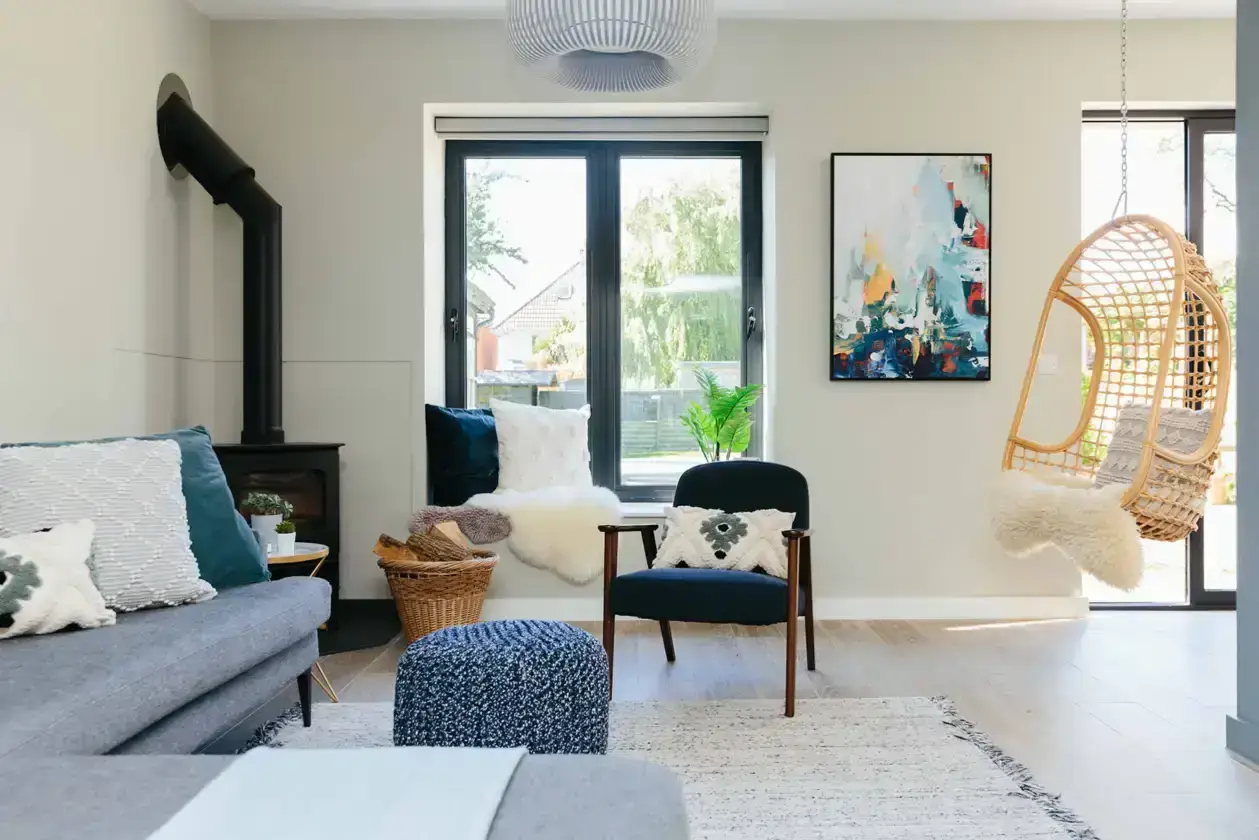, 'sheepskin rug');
467,485,621,585
991,471,1143,591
